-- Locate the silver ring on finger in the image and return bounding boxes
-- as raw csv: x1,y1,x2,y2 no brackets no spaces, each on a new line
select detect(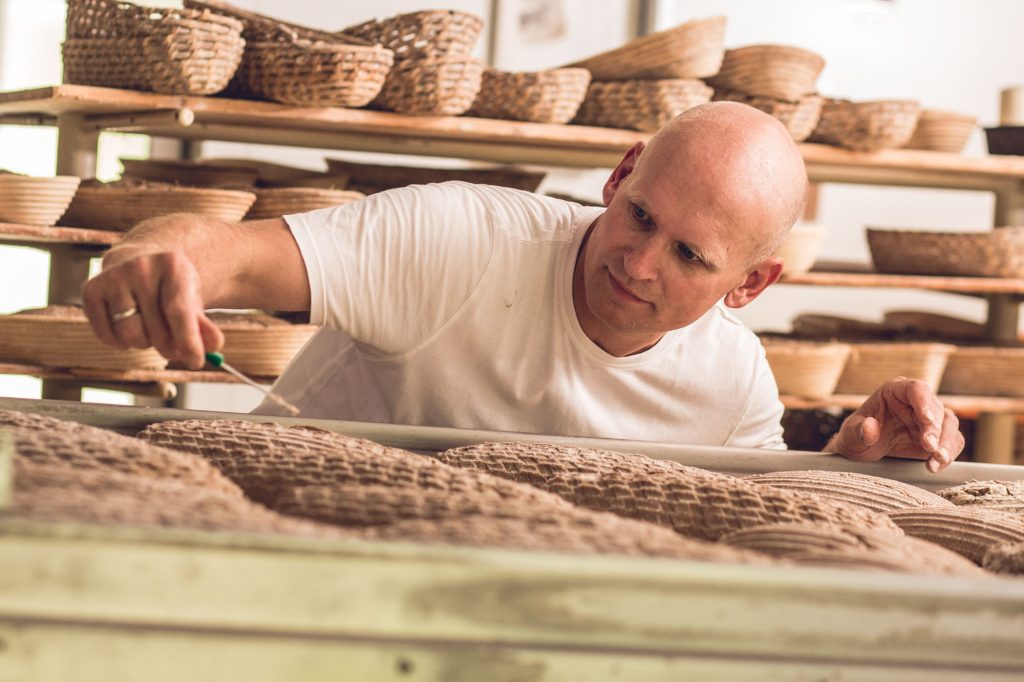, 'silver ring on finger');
110,306,139,323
